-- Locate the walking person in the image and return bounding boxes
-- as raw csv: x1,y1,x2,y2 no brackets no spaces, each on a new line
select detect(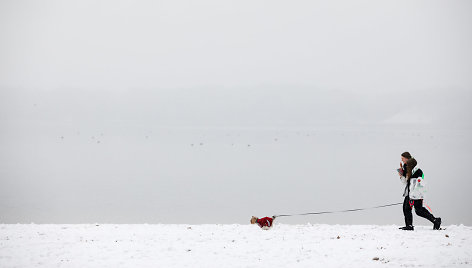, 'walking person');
398,152,442,230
